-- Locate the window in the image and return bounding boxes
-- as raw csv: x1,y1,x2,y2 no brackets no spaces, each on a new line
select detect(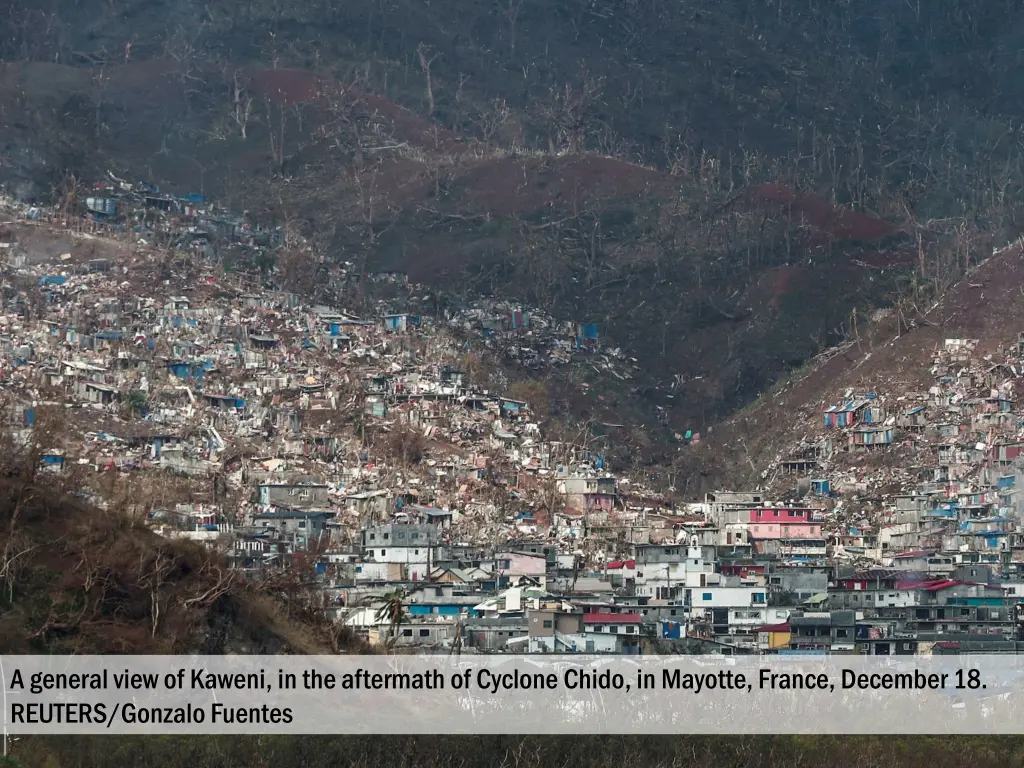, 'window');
298,521,306,529
369,533,376,541
380,550,386,557
383,533,389,540
610,626,618,633
835,628,849,638
414,549,420,555
419,629,429,637
752,593,765,604
585,641,595,651
625,626,635,634
412,532,420,539
402,629,413,637
543,620,553,629
435,587,444,597
702,593,712,601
